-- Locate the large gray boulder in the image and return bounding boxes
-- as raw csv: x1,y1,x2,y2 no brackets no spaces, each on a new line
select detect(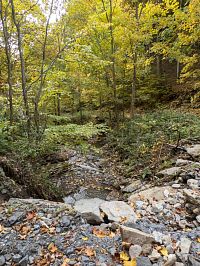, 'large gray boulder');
74,198,105,225
186,145,200,157
100,200,137,223
157,167,182,177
